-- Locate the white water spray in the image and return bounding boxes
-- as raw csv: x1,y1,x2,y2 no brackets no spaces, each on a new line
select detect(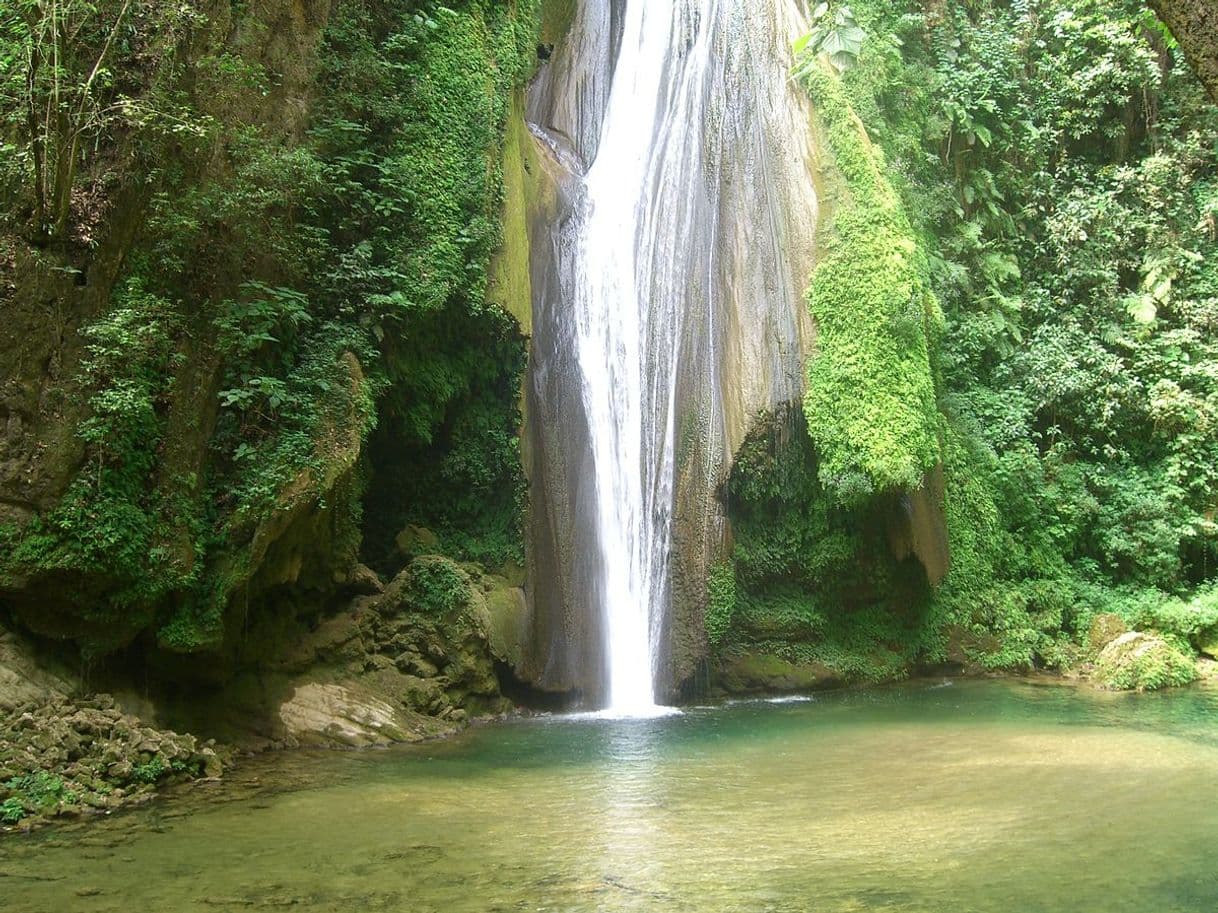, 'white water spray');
571,1,677,716
527,0,818,714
